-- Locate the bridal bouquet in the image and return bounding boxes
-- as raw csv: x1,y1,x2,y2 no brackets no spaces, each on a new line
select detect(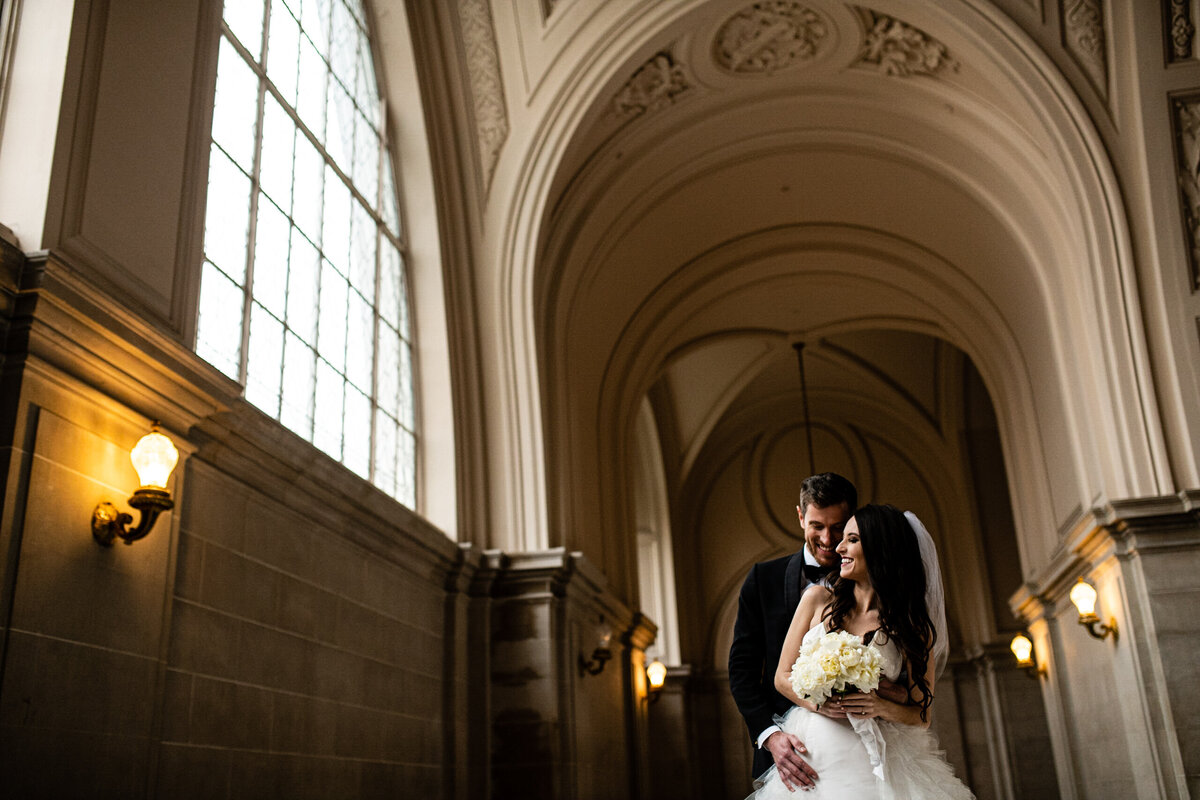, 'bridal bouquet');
789,630,883,707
